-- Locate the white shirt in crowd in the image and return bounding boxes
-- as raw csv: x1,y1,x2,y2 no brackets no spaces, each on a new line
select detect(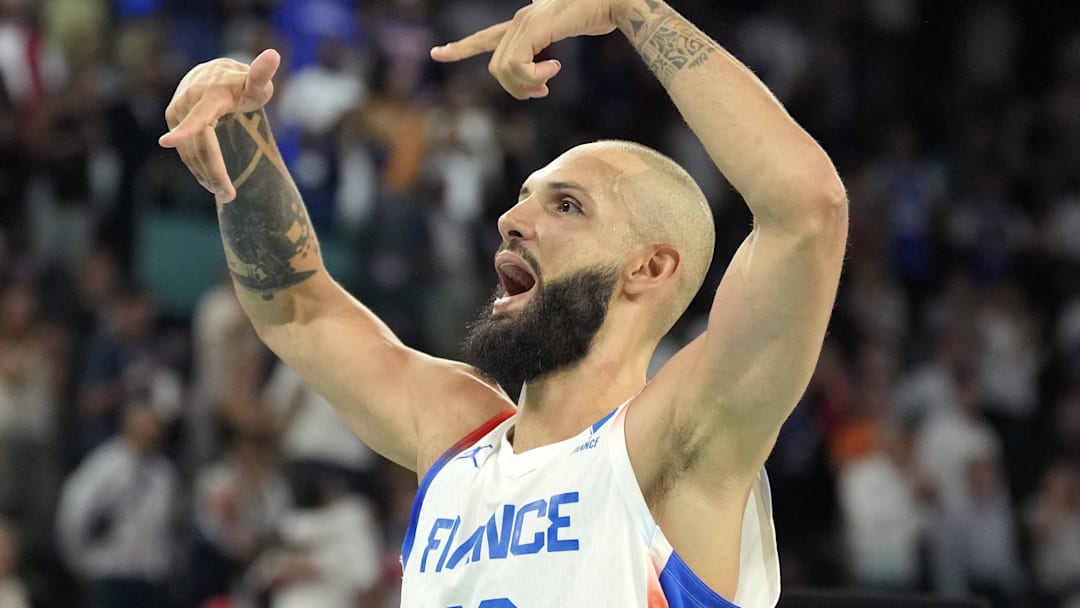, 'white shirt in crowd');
249,496,382,608
263,362,376,472
838,452,925,588
915,406,999,509
56,439,178,581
